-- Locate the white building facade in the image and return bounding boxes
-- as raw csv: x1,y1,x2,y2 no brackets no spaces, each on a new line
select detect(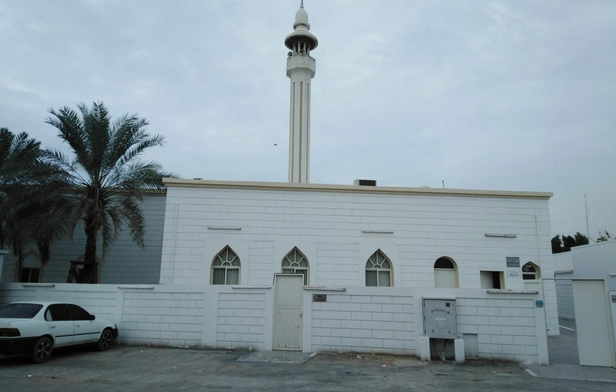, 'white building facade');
160,179,555,292
157,178,557,362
